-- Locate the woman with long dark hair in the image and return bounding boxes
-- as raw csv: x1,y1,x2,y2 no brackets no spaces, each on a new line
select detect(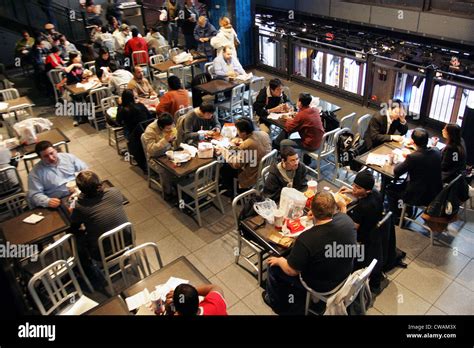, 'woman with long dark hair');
440,123,466,184
116,89,153,139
